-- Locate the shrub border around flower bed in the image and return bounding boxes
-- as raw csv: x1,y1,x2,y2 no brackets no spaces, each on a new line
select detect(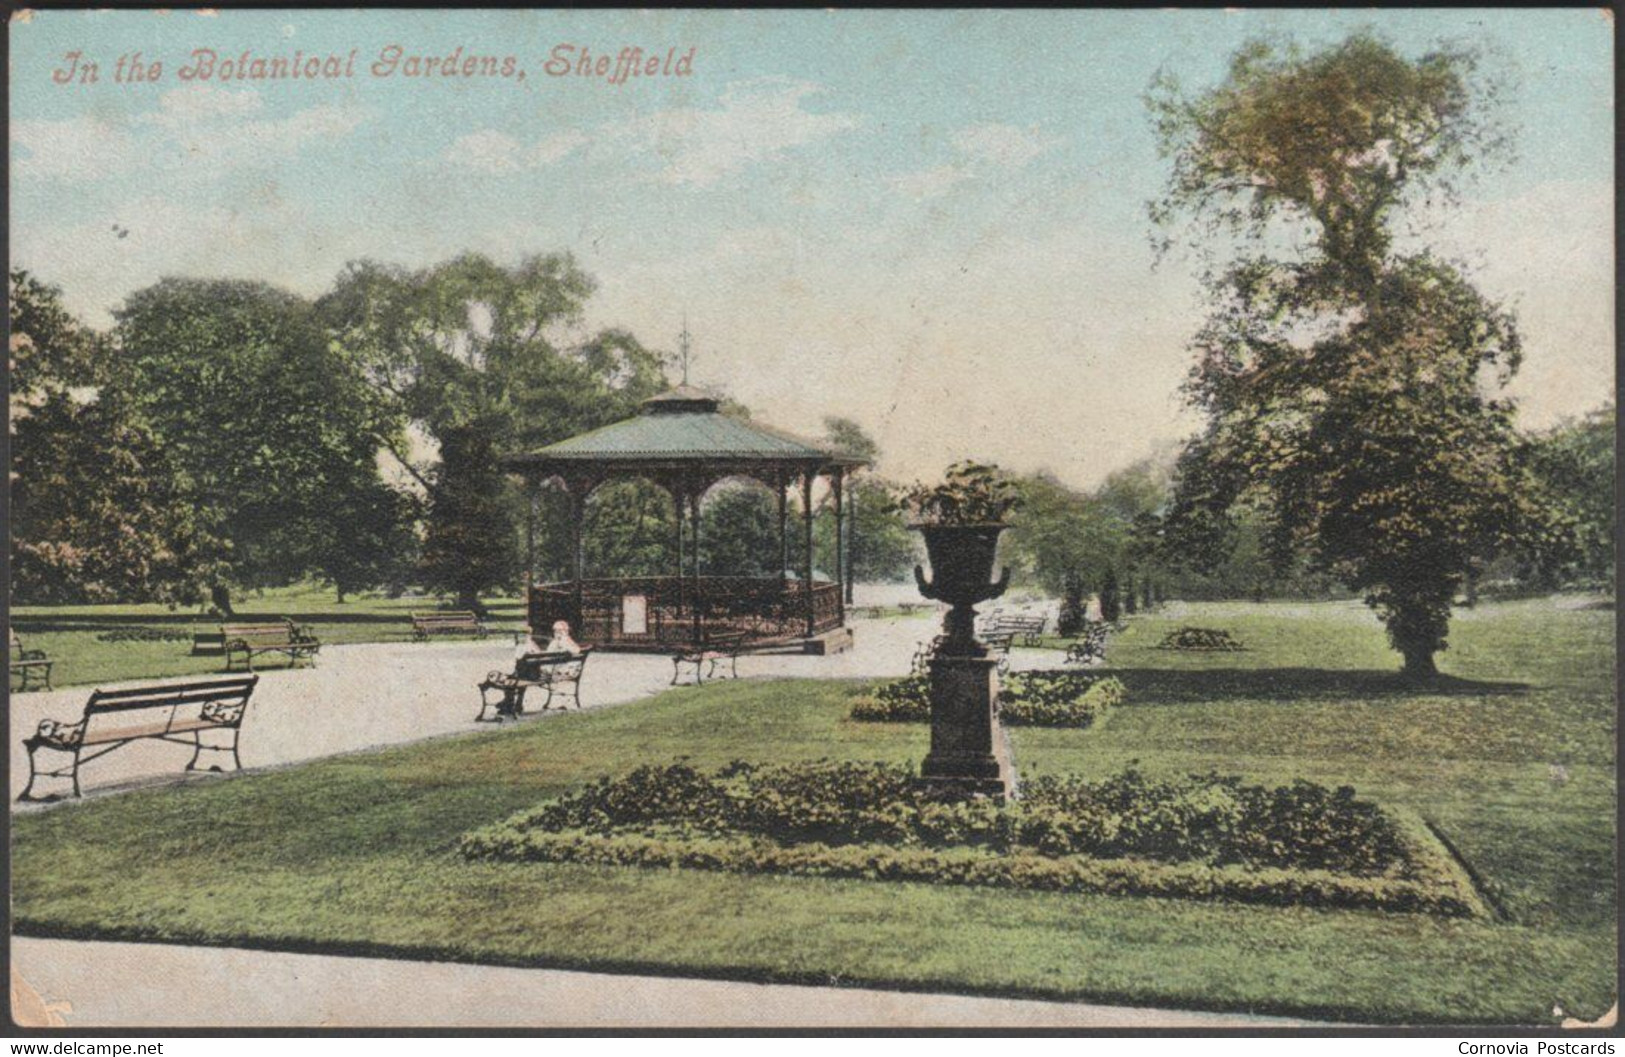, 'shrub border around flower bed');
461,804,1489,920
849,672,1125,727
